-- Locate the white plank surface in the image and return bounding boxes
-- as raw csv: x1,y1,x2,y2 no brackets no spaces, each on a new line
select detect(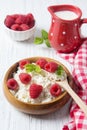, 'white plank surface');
0,0,87,130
